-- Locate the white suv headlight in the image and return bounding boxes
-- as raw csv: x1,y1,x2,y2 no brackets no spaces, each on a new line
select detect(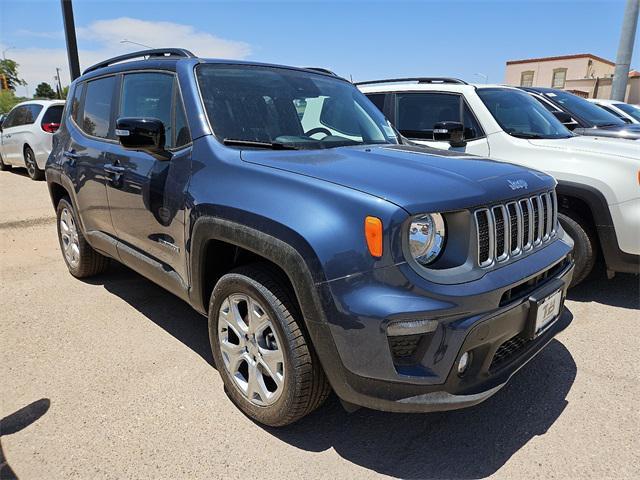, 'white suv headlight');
408,213,446,265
